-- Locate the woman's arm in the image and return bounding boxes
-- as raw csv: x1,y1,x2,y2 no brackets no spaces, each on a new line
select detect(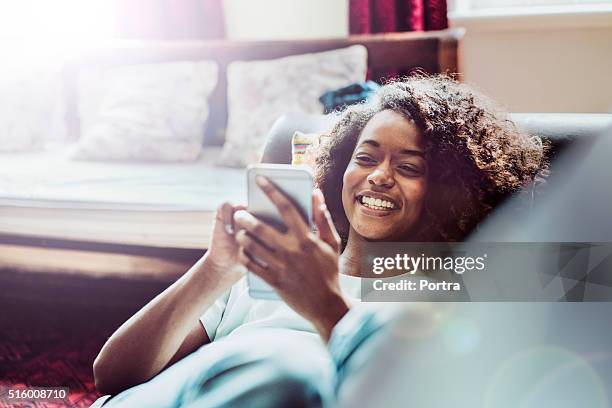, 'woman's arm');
93,204,245,395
